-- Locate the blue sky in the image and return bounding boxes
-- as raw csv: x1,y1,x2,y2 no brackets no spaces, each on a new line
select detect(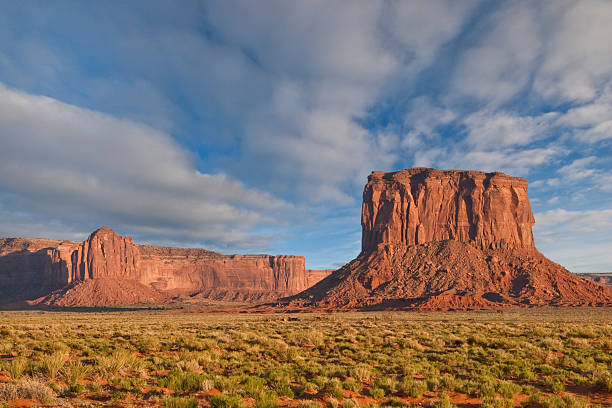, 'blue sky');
0,1,611,271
